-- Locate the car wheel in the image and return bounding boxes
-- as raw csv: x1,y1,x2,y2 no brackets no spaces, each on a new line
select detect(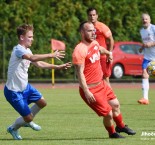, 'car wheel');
112,64,124,79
